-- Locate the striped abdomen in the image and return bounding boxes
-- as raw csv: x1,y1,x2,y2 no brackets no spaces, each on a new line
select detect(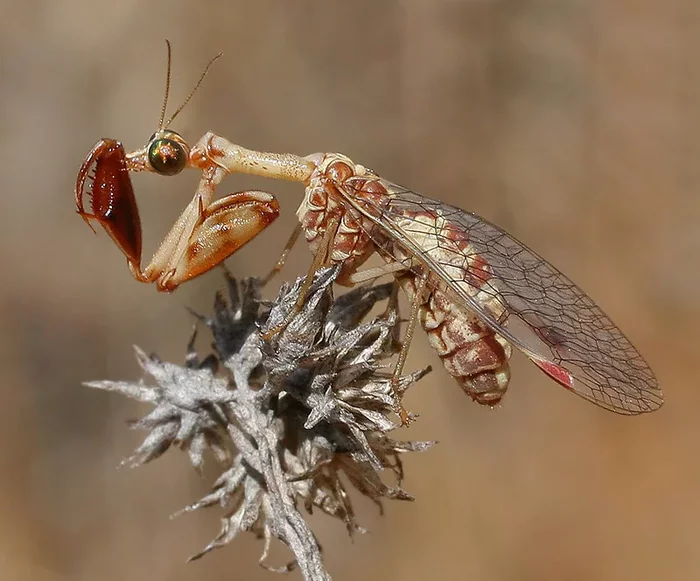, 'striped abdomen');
400,275,512,406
